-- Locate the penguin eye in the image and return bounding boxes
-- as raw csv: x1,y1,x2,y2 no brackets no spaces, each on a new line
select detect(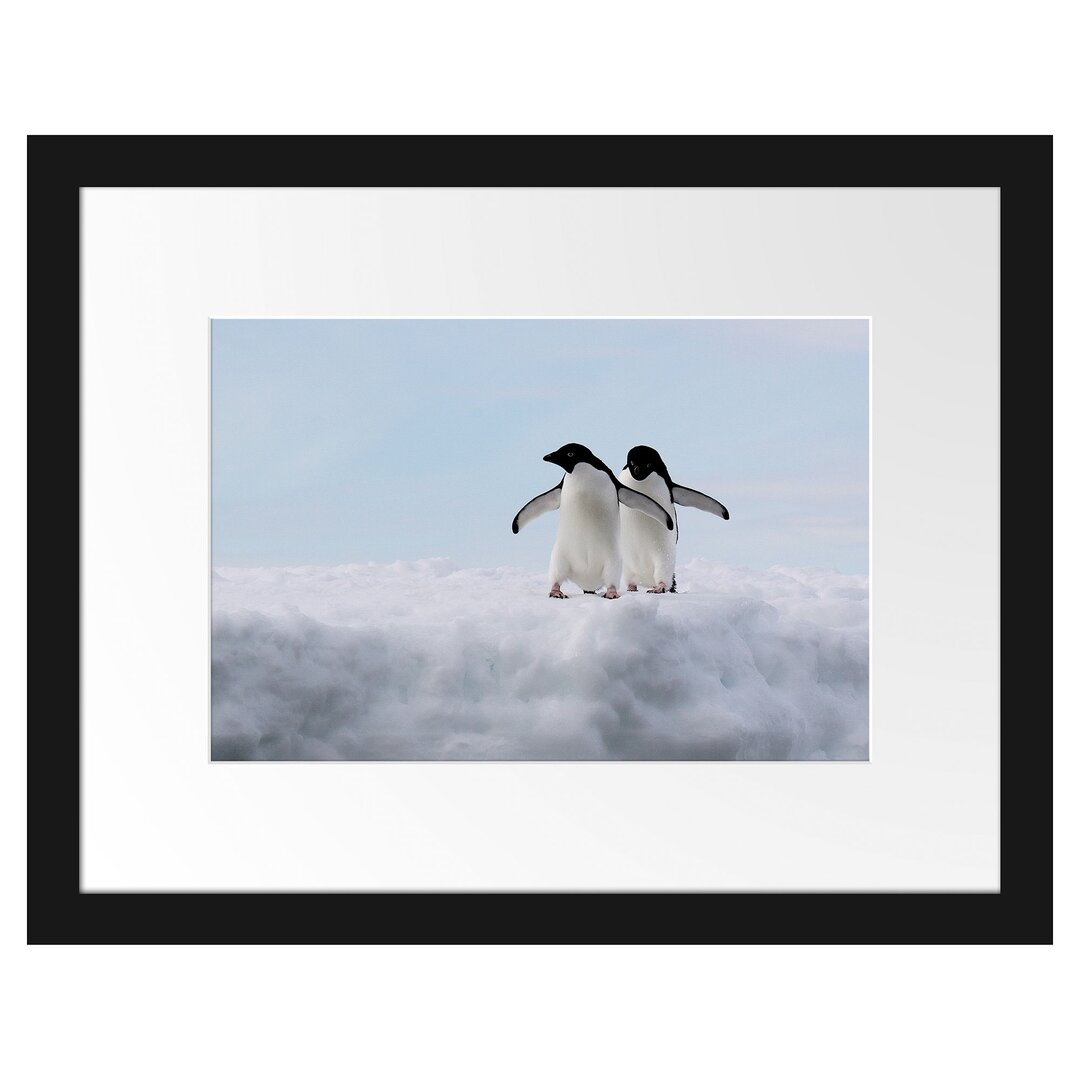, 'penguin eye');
567,451,574,458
